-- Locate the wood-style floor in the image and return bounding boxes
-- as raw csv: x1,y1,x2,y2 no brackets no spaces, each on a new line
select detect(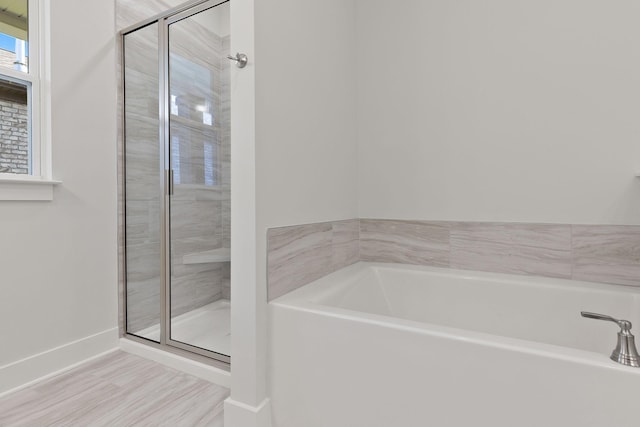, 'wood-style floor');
0,351,229,427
